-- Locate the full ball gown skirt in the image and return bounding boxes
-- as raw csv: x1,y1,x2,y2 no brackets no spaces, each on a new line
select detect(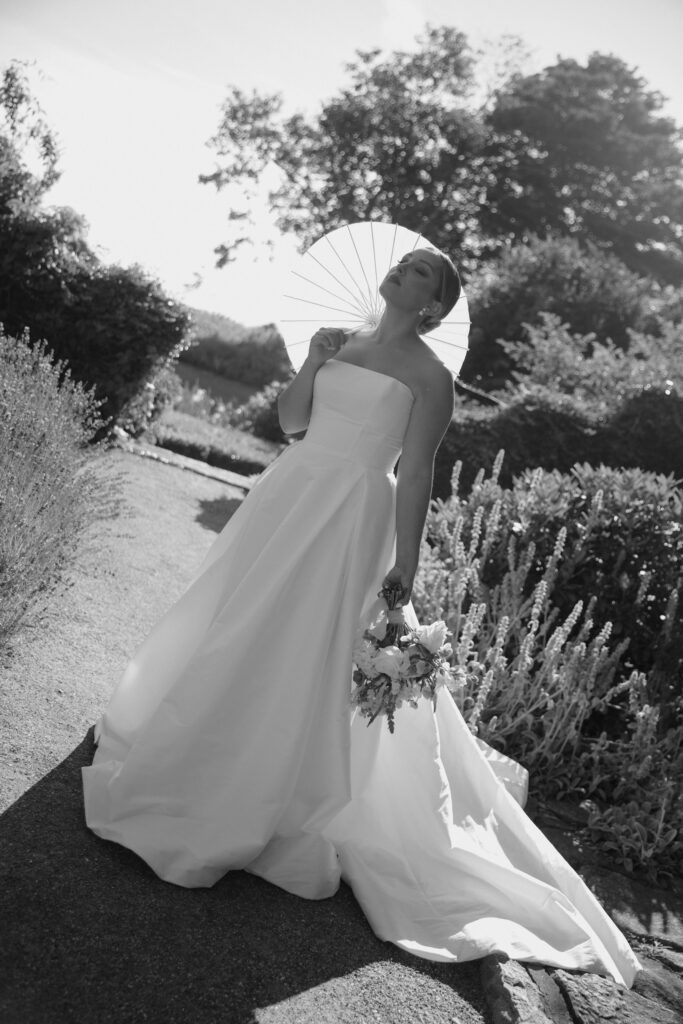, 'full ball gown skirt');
82,359,640,987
